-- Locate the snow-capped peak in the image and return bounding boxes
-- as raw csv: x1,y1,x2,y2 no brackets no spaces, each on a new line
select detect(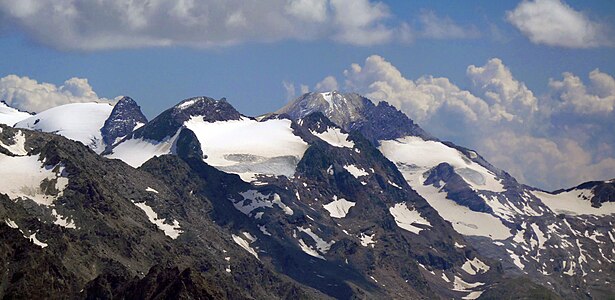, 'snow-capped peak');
0,101,32,126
